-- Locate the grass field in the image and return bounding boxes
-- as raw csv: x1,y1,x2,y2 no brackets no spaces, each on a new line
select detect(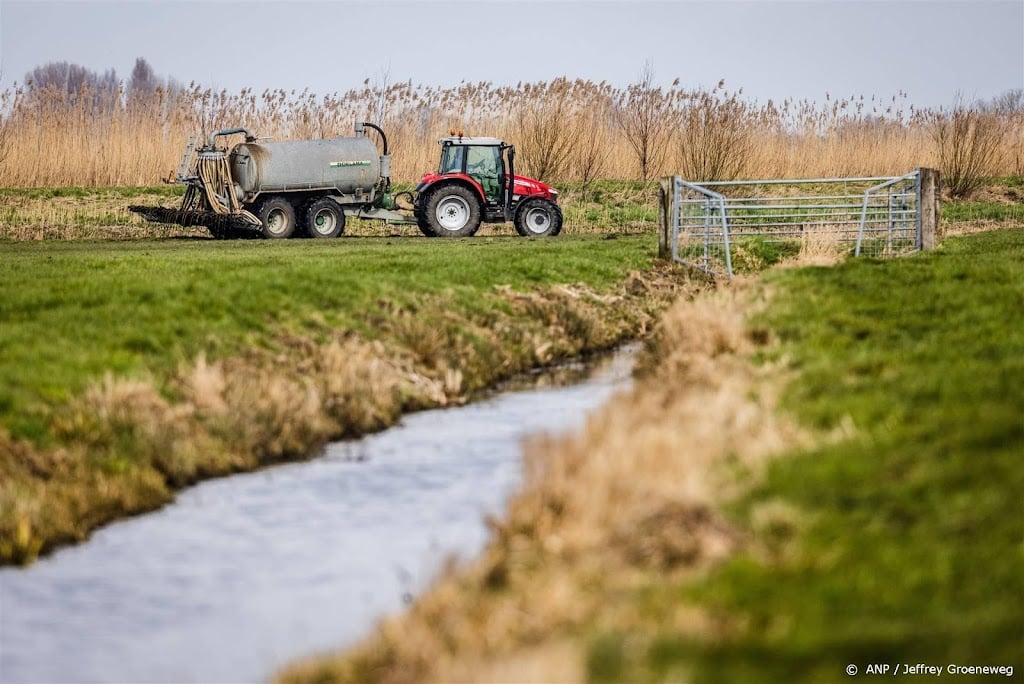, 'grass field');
0,181,660,239
0,236,653,440
0,234,685,564
589,229,1024,682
